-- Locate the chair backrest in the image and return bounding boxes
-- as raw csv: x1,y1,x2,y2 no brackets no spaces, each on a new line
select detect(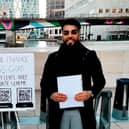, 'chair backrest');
94,90,112,129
